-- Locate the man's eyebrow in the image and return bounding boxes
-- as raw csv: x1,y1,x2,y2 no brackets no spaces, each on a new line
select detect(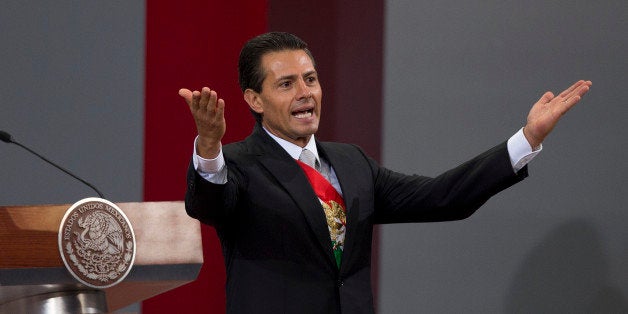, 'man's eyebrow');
276,70,317,82
275,74,298,82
